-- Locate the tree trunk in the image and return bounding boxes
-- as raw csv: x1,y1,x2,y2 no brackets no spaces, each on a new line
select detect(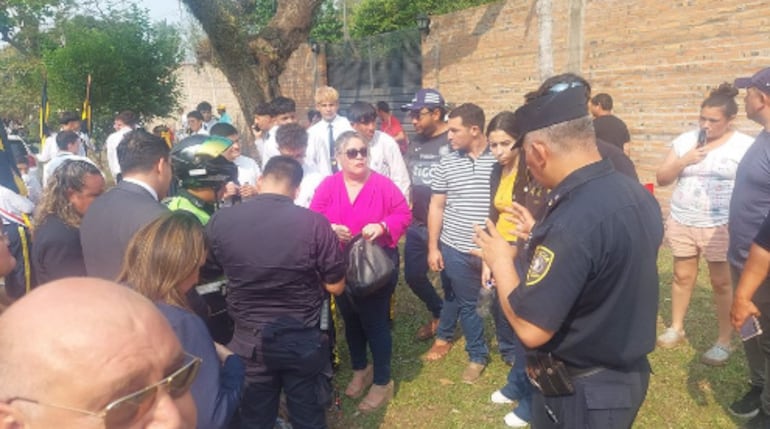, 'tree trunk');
536,0,553,80
182,0,323,123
